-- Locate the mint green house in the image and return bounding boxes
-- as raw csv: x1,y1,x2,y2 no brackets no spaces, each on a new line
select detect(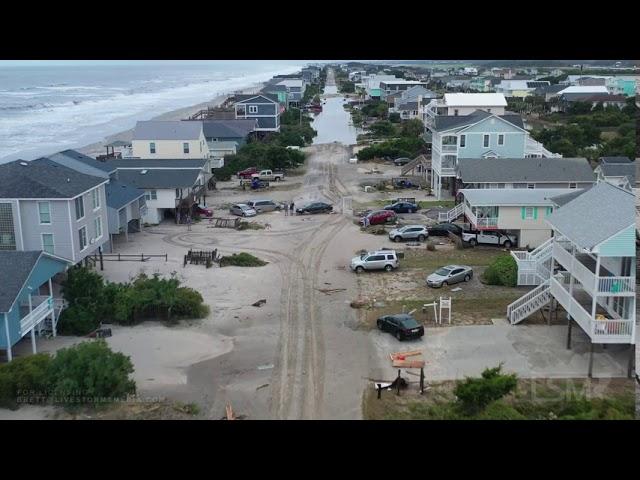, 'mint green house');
614,78,636,97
